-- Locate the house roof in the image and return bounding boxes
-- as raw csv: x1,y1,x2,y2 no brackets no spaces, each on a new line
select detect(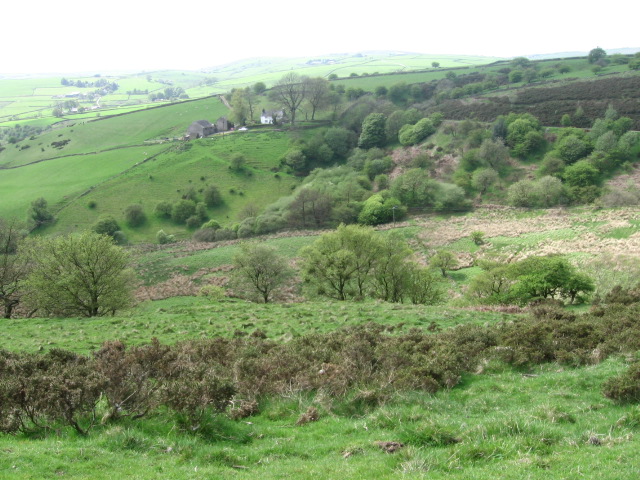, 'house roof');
193,120,213,127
